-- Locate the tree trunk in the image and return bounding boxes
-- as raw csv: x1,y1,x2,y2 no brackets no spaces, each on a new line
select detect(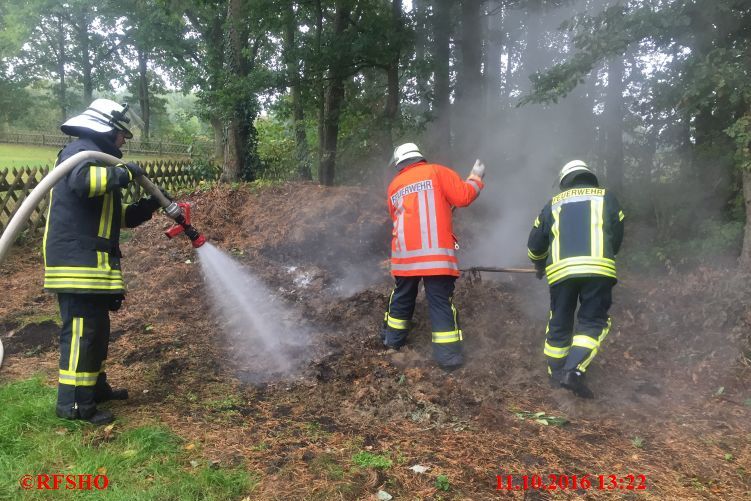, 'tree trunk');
222,0,251,182
485,0,503,112
455,0,483,158
741,168,751,267
222,118,242,182
604,53,625,193
56,14,67,121
502,7,517,107
381,0,402,155
318,3,349,186
137,48,150,139
314,0,325,171
210,116,224,161
284,2,311,180
413,0,428,114
519,0,544,93
432,0,452,161
76,13,93,104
